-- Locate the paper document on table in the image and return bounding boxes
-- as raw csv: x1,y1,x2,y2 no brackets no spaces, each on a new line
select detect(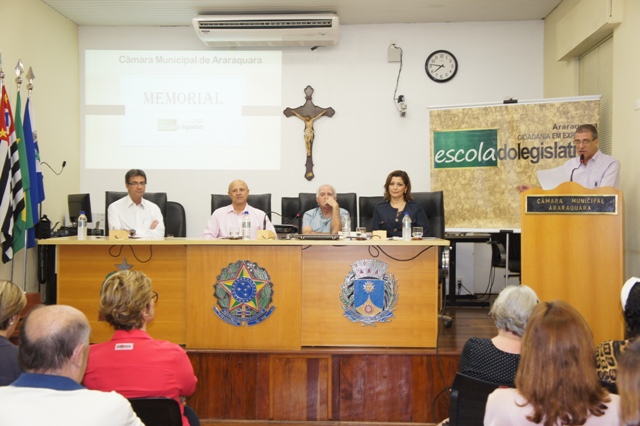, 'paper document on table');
537,166,566,190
